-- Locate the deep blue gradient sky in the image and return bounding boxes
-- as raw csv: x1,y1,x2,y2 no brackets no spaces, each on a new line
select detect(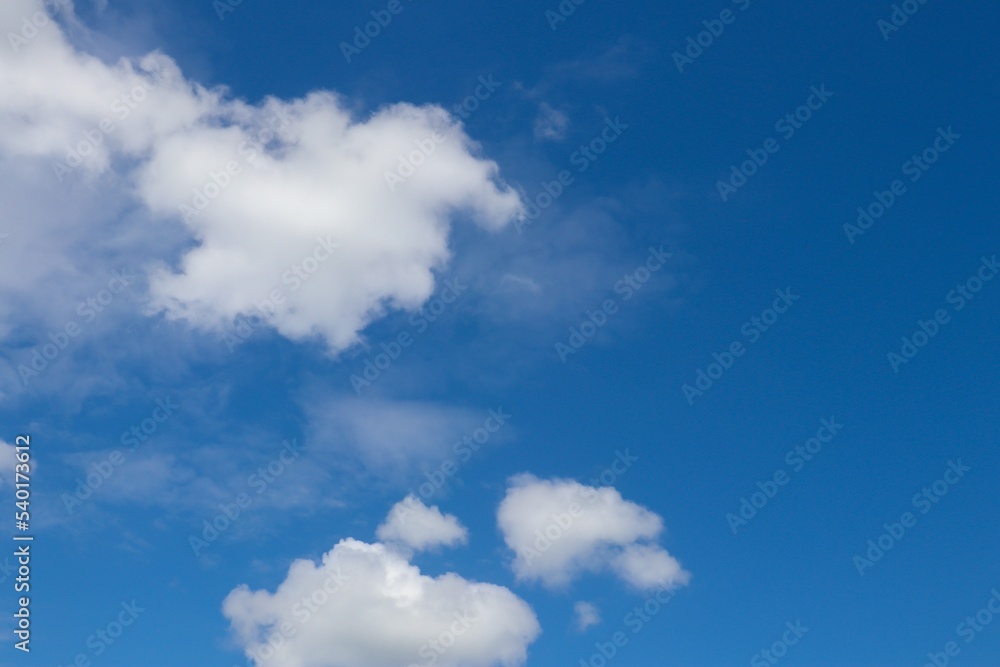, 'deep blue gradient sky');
1,1,998,666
